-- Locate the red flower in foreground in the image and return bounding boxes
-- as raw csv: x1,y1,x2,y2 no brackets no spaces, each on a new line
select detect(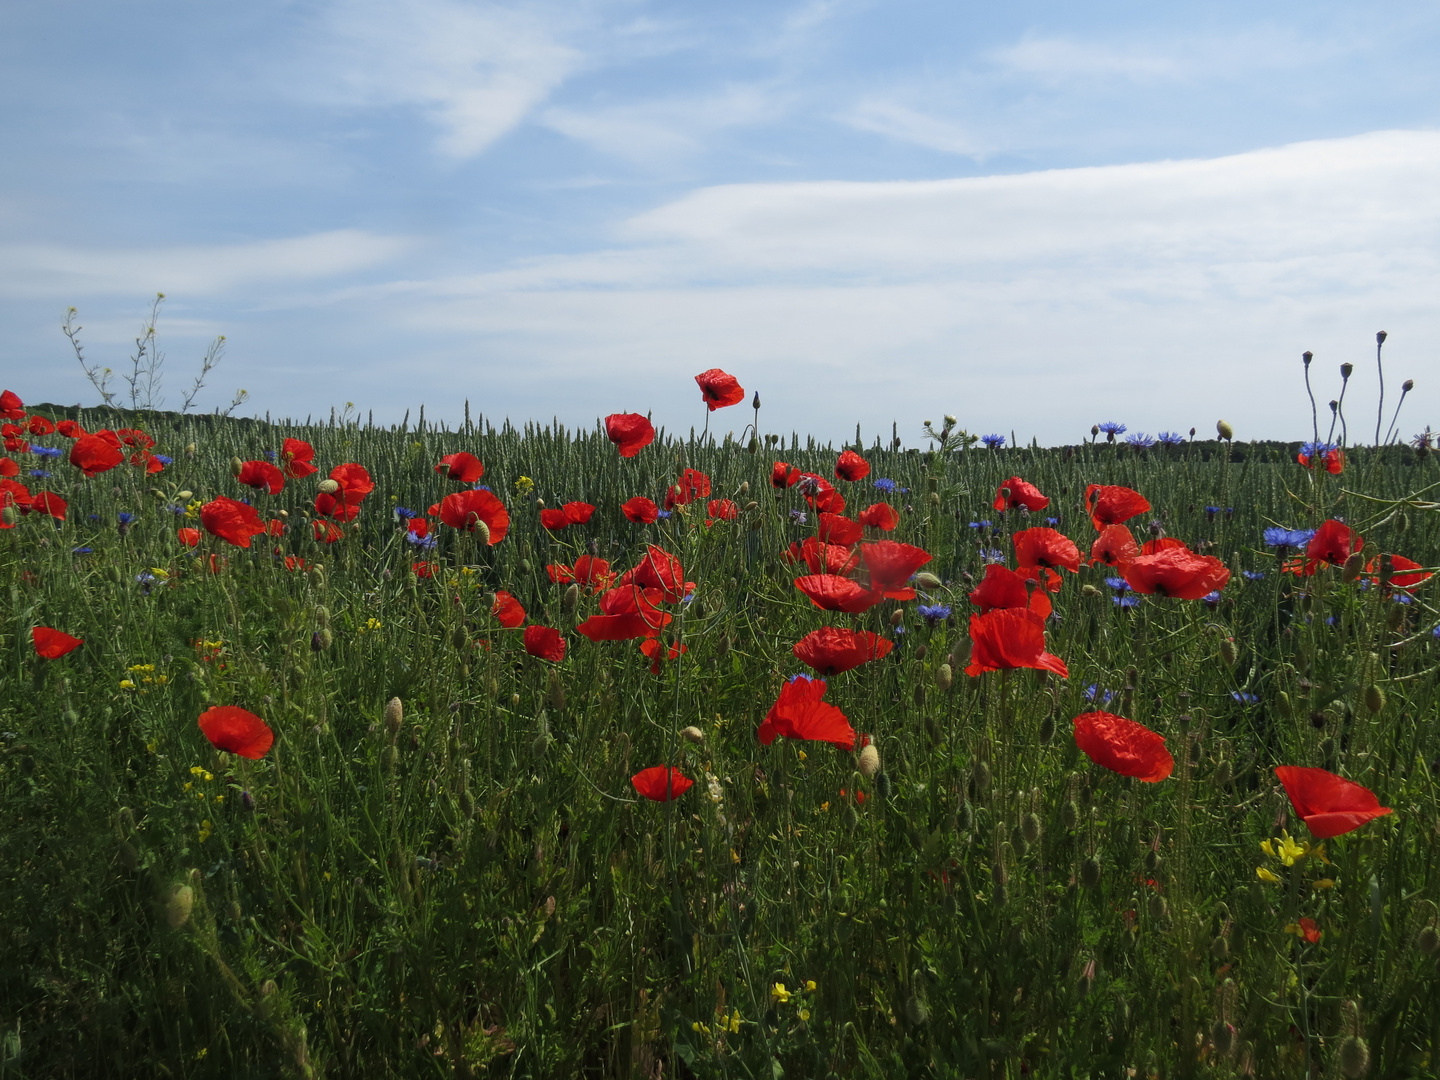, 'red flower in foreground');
56,419,85,438
33,626,83,658
639,638,686,674
968,564,1053,620
1013,528,1081,586
862,540,932,599
438,489,509,543
620,544,692,603
771,461,800,488
817,512,862,546
605,413,655,457
622,496,659,523
27,415,55,436
858,503,899,531
1140,536,1186,556
69,434,124,477
694,368,745,411
200,497,267,548
758,675,856,750
281,437,317,478
0,389,23,421
993,476,1050,512
197,705,273,759
1088,524,1139,569
1073,711,1173,782
177,527,200,547
1287,520,1362,576
523,625,566,662
793,627,892,675
1085,484,1151,530
1123,544,1230,599
785,536,860,576
577,585,671,641
965,609,1068,678
1275,766,1392,839
632,765,693,802
29,491,66,521
435,452,484,483
1365,553,1432,592
1298,448,1344,474
0,457,17,478
835,449,870,482
492,590,526,628
551,556,614,591
795,574,882,613
236,460,285,495
541,501,595,530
